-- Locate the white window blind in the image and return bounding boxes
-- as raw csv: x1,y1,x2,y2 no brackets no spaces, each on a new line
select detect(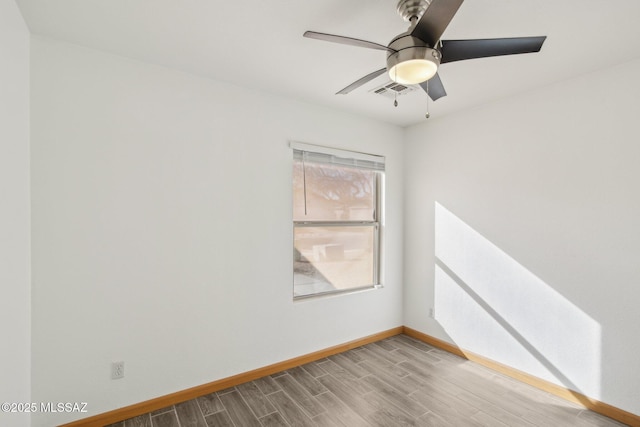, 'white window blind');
290,141,385,172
